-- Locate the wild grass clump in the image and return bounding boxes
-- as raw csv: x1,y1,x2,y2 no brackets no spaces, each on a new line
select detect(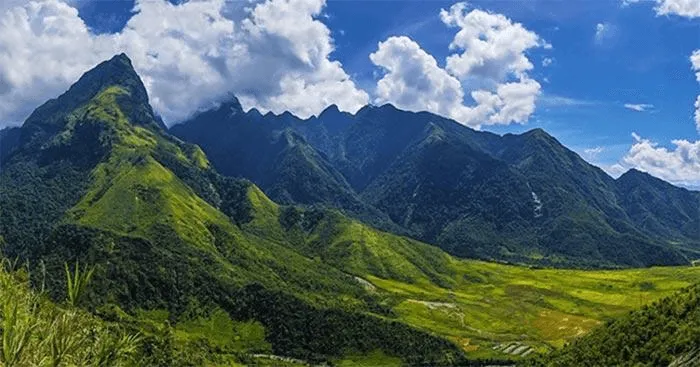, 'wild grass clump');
0,259,140,366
